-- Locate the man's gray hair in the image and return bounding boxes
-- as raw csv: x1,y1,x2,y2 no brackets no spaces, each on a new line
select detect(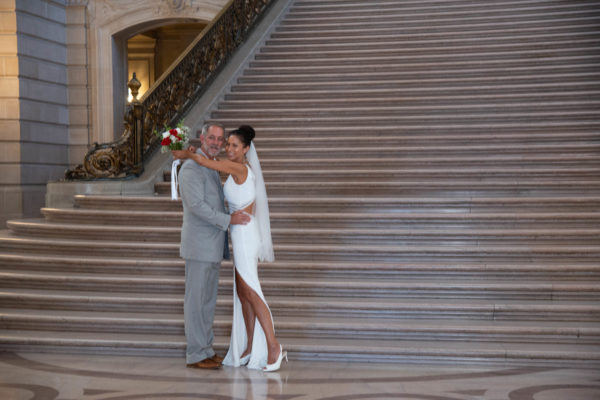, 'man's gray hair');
199,122,225,137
